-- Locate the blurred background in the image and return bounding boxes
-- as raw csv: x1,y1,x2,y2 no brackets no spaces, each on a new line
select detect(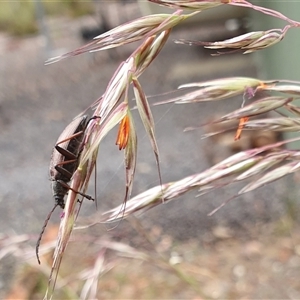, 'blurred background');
1,0,300,298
